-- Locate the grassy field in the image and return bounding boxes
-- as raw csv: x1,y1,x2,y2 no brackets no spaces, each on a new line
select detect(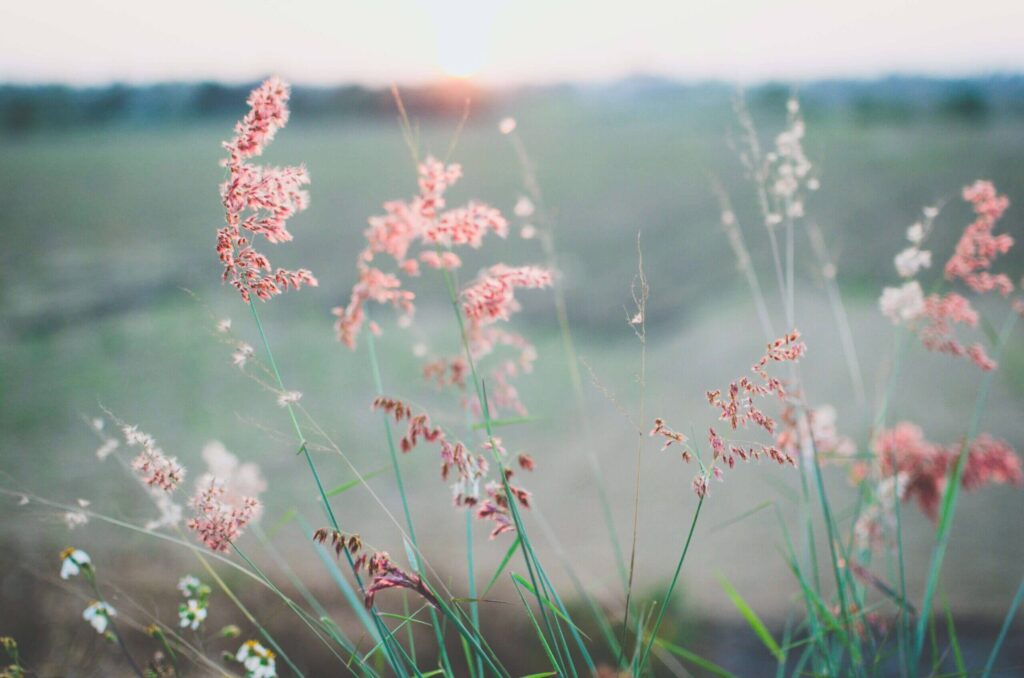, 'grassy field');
2,91,1024,673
